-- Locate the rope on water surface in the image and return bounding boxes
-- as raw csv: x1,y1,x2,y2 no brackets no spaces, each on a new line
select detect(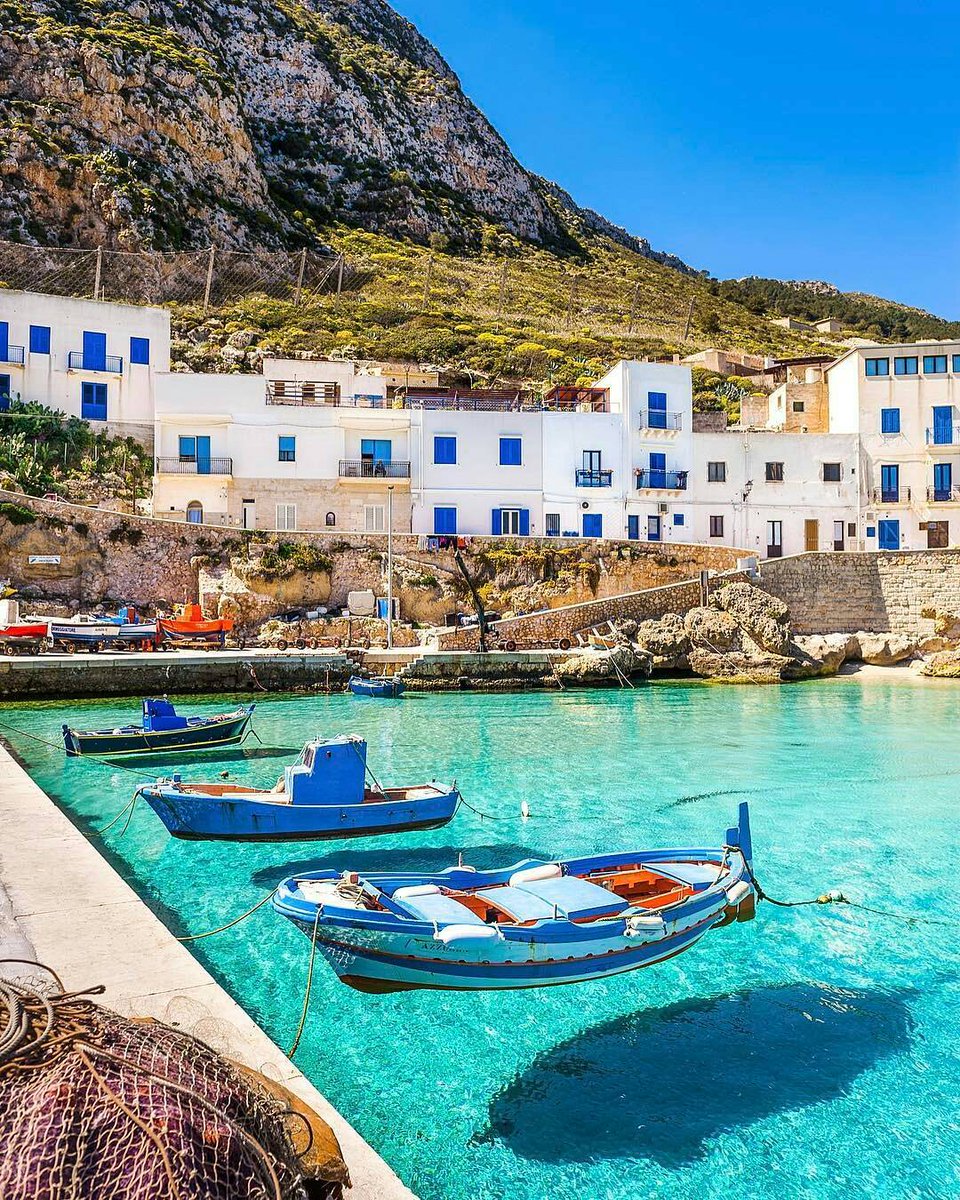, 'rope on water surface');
288,907,321,1059
0,720,155,780
456,791,532,823
176,889,279,943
